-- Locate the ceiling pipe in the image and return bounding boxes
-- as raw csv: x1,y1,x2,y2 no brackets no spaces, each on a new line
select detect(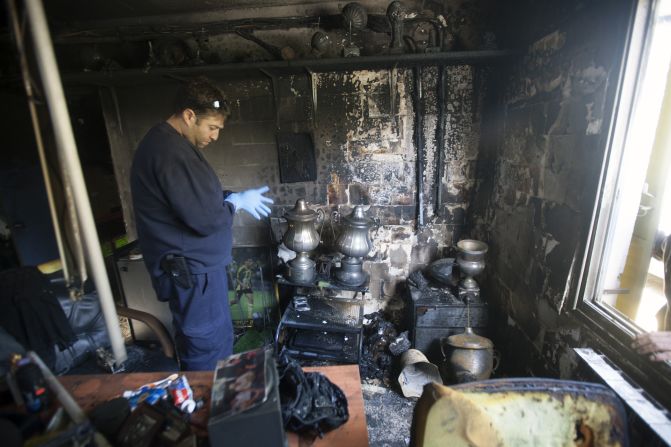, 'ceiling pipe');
23,0,127,366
